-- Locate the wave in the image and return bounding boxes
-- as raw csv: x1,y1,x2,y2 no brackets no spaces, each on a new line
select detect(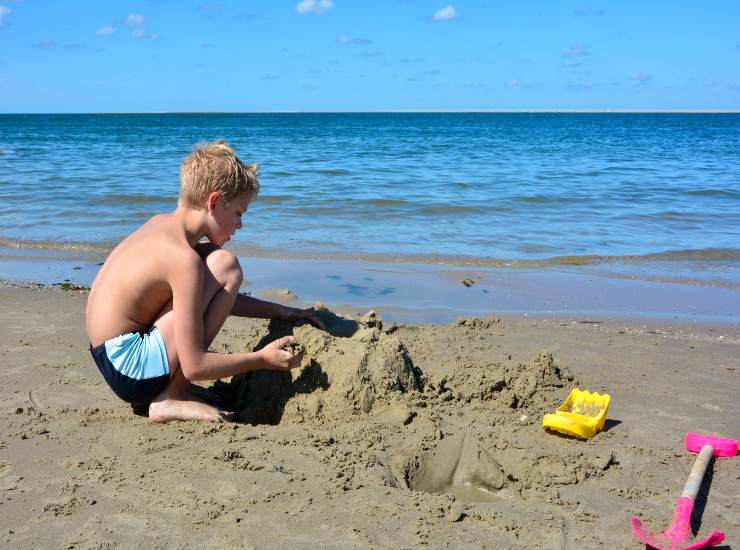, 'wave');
224,243,740,270
304,168,354,176
95,193,174,205
363,198,413,208
686,188,740,199
269,170,297,177
2,236,738,272
417,205,486,215
639,248,740,262
616,210,705,222
507,194,591,205
515,248,740,266
254,194,292,204
0,237,113,254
